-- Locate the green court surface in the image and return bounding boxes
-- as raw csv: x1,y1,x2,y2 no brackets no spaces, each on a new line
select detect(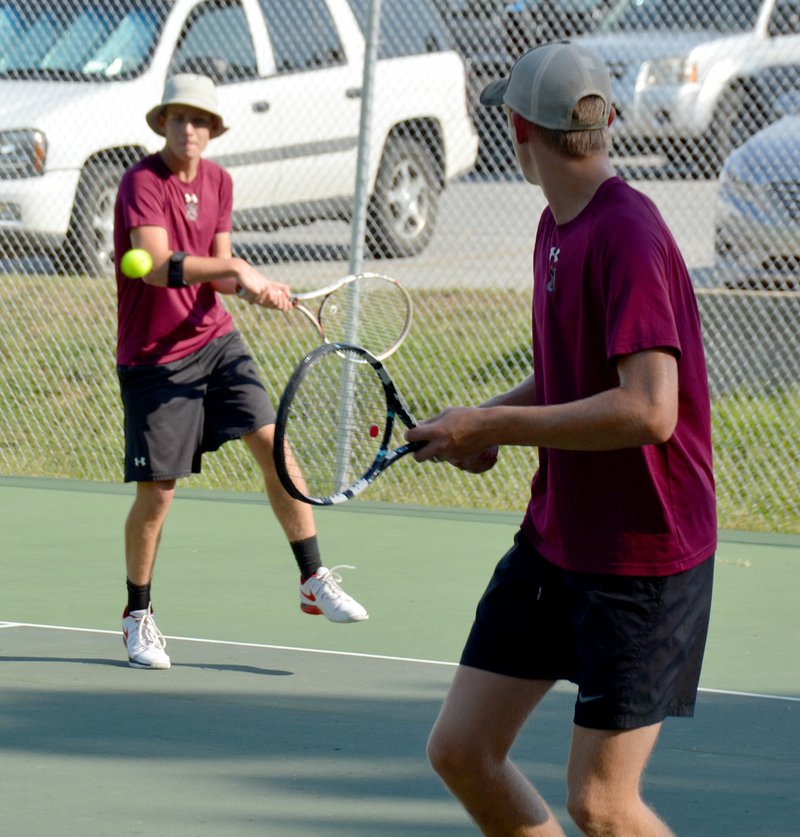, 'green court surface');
1,477,798,836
